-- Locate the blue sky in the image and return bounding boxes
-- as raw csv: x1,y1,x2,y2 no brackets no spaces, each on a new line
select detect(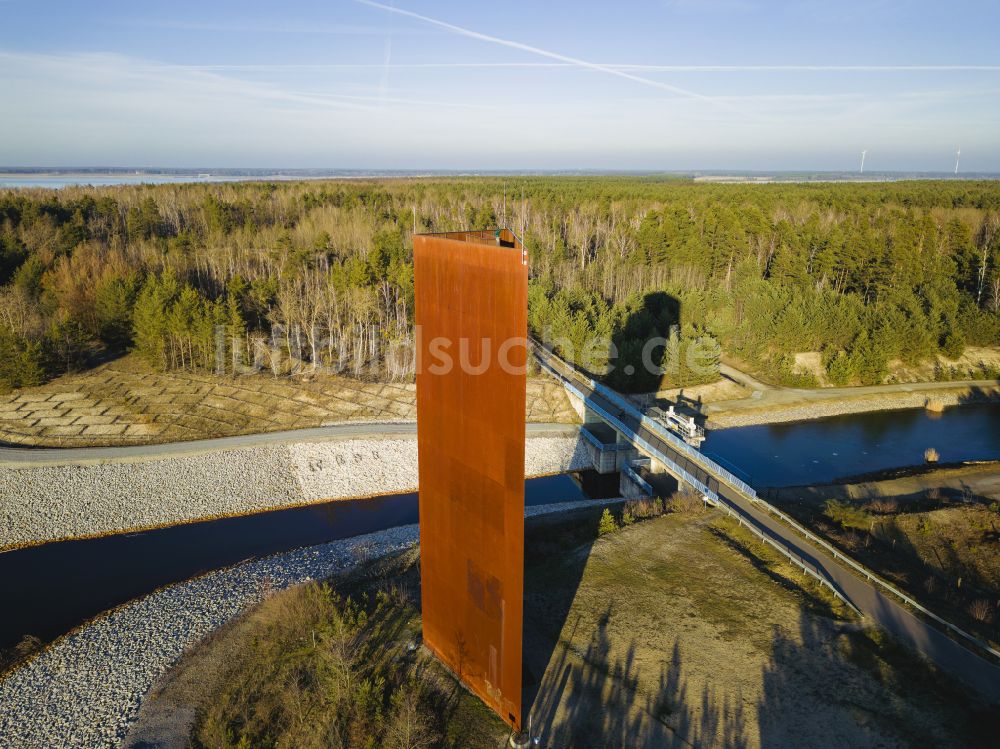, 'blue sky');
1,0,999,170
